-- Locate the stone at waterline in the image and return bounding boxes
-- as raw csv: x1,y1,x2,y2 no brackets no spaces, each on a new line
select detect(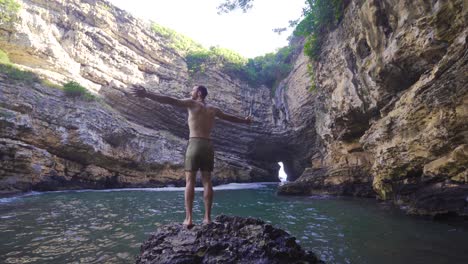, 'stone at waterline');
136,214,324,264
